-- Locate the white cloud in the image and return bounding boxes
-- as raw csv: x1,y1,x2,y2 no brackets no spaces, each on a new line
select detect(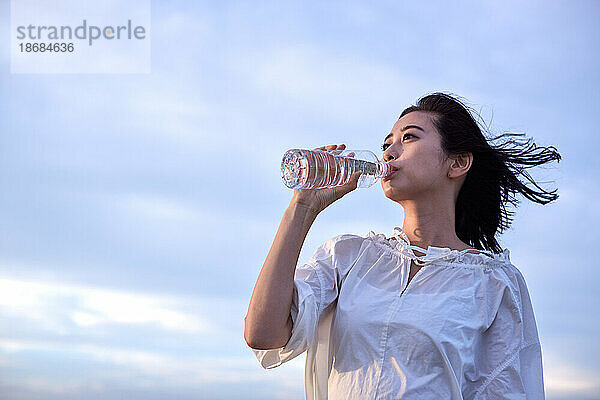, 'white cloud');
0,376,106,395
543,349,600,398
116,193,202,220
0,338,304,387
0,274,306,394
557,177,600,217
108,191,277,241
0,276,216,334
233,44,425,125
